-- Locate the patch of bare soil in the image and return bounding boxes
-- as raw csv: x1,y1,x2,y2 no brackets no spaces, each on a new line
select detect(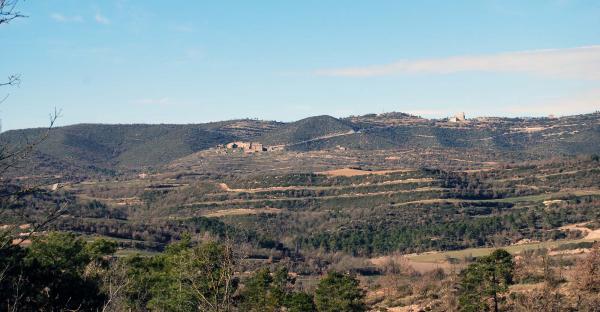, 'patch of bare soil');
559,222,600,240
392,198,463,207
509,282,545,293
316,168,411,177
202,207,282,218
218,178,435,193
513,238,541,246
370,253,456,273
549,248,591,256
218,183,230,191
